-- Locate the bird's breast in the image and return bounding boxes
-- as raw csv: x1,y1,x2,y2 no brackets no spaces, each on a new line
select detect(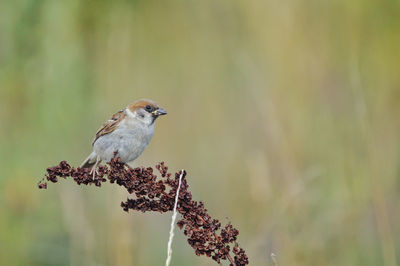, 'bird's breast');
93,121,154,162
